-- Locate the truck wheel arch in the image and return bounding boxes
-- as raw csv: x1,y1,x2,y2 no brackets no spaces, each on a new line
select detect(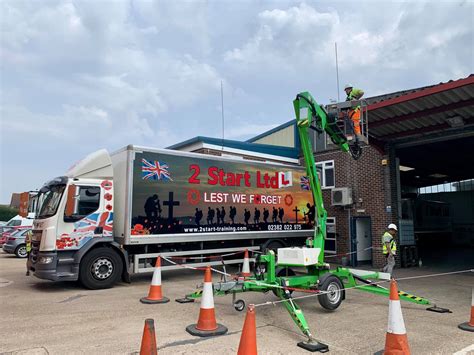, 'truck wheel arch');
74,238,130,283
261,239,287,253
